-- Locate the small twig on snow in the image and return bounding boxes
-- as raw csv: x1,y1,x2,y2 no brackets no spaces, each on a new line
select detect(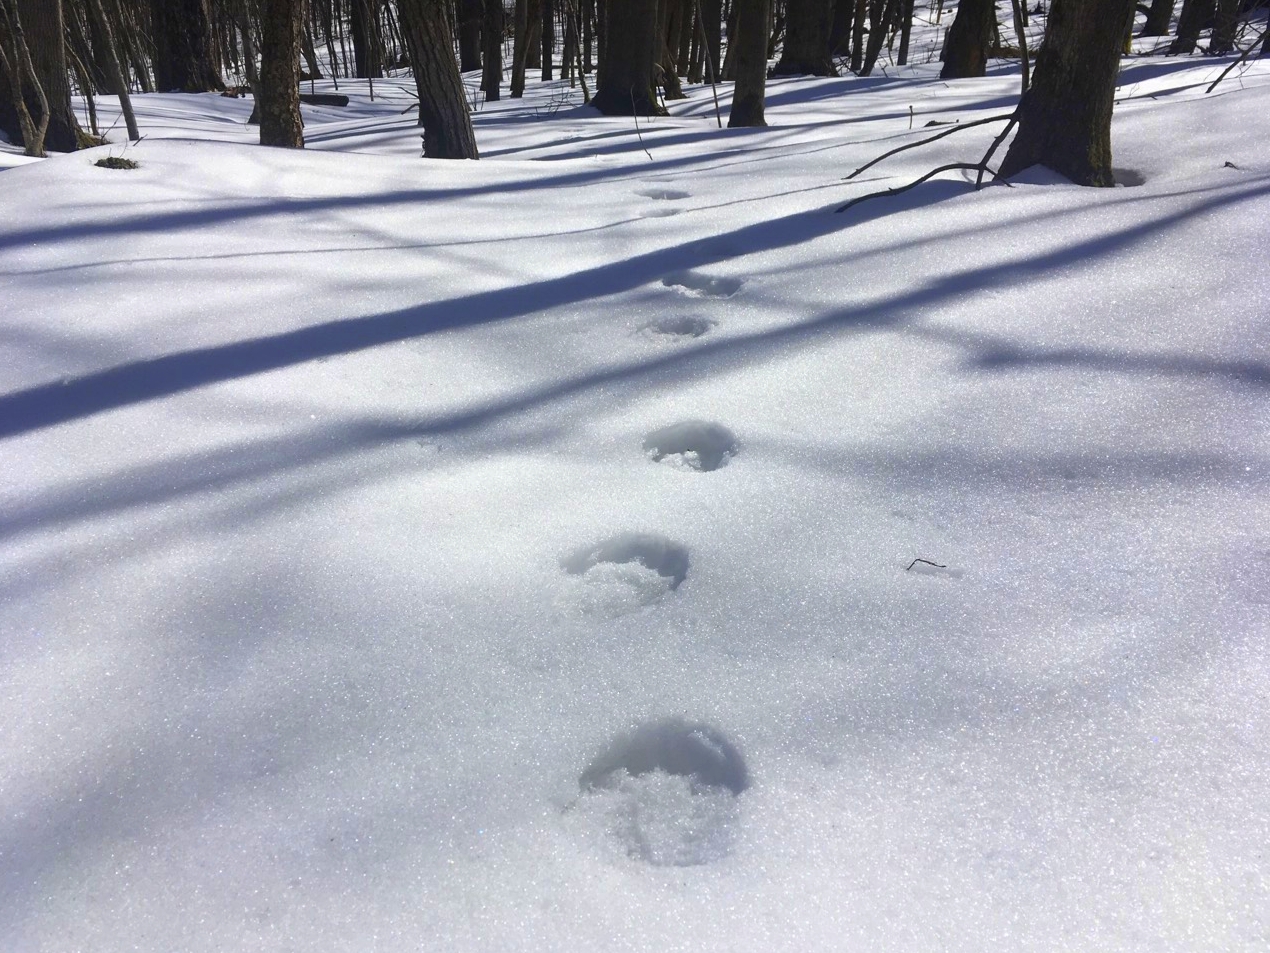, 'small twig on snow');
906,558,948,571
